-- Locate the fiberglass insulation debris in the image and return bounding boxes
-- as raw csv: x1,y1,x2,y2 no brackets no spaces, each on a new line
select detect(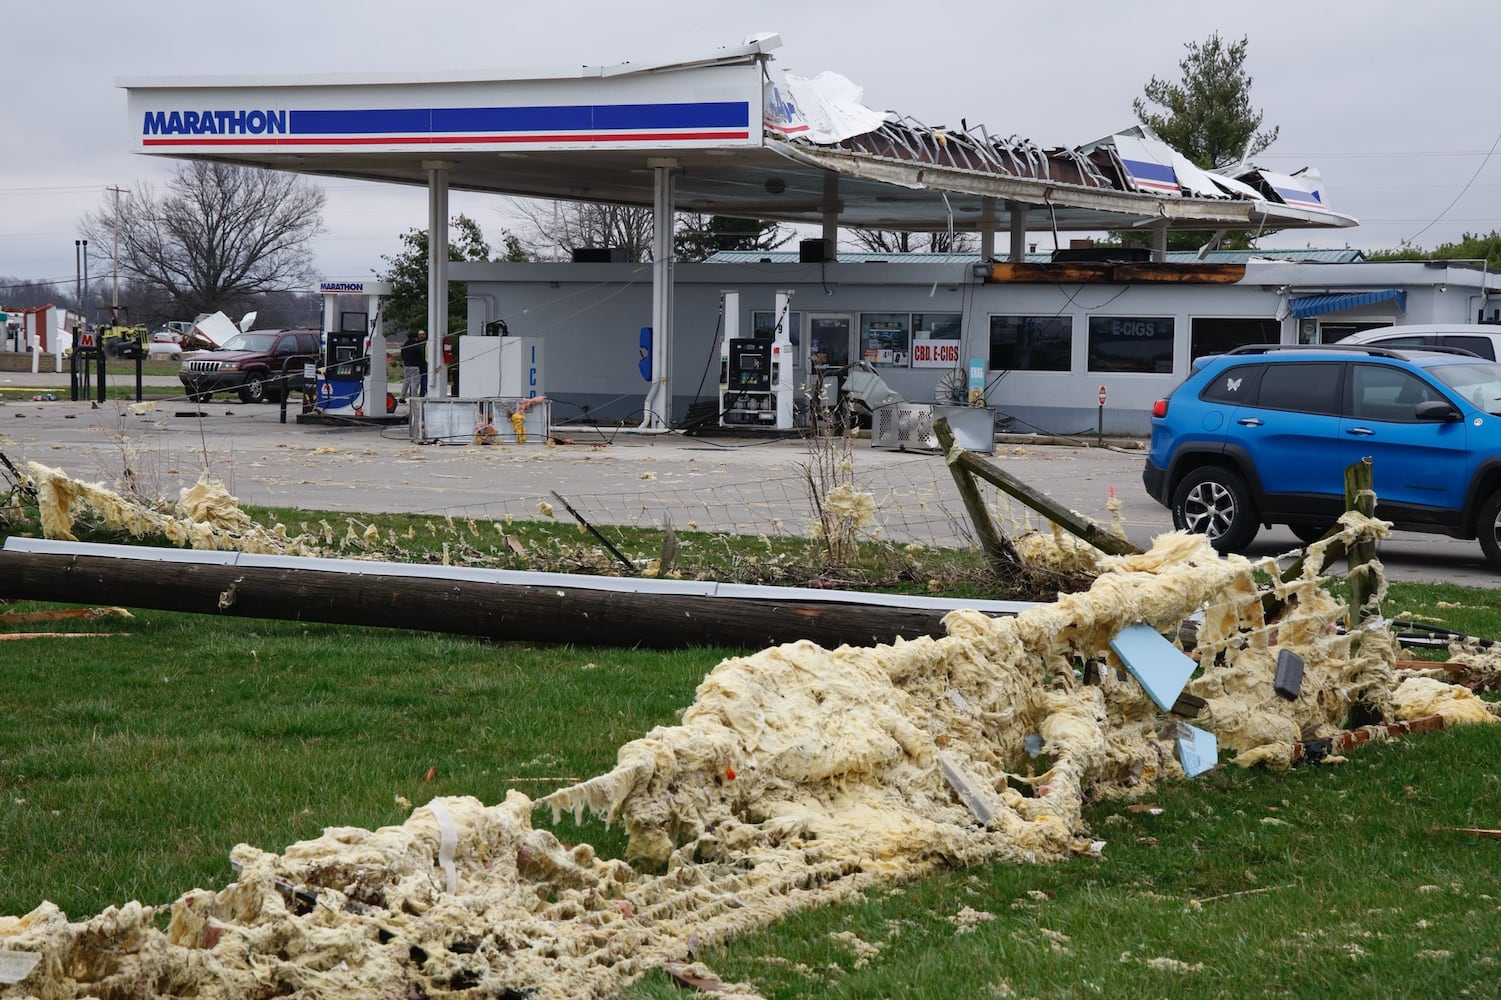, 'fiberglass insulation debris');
27,461,314,555
2,513,1495,998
